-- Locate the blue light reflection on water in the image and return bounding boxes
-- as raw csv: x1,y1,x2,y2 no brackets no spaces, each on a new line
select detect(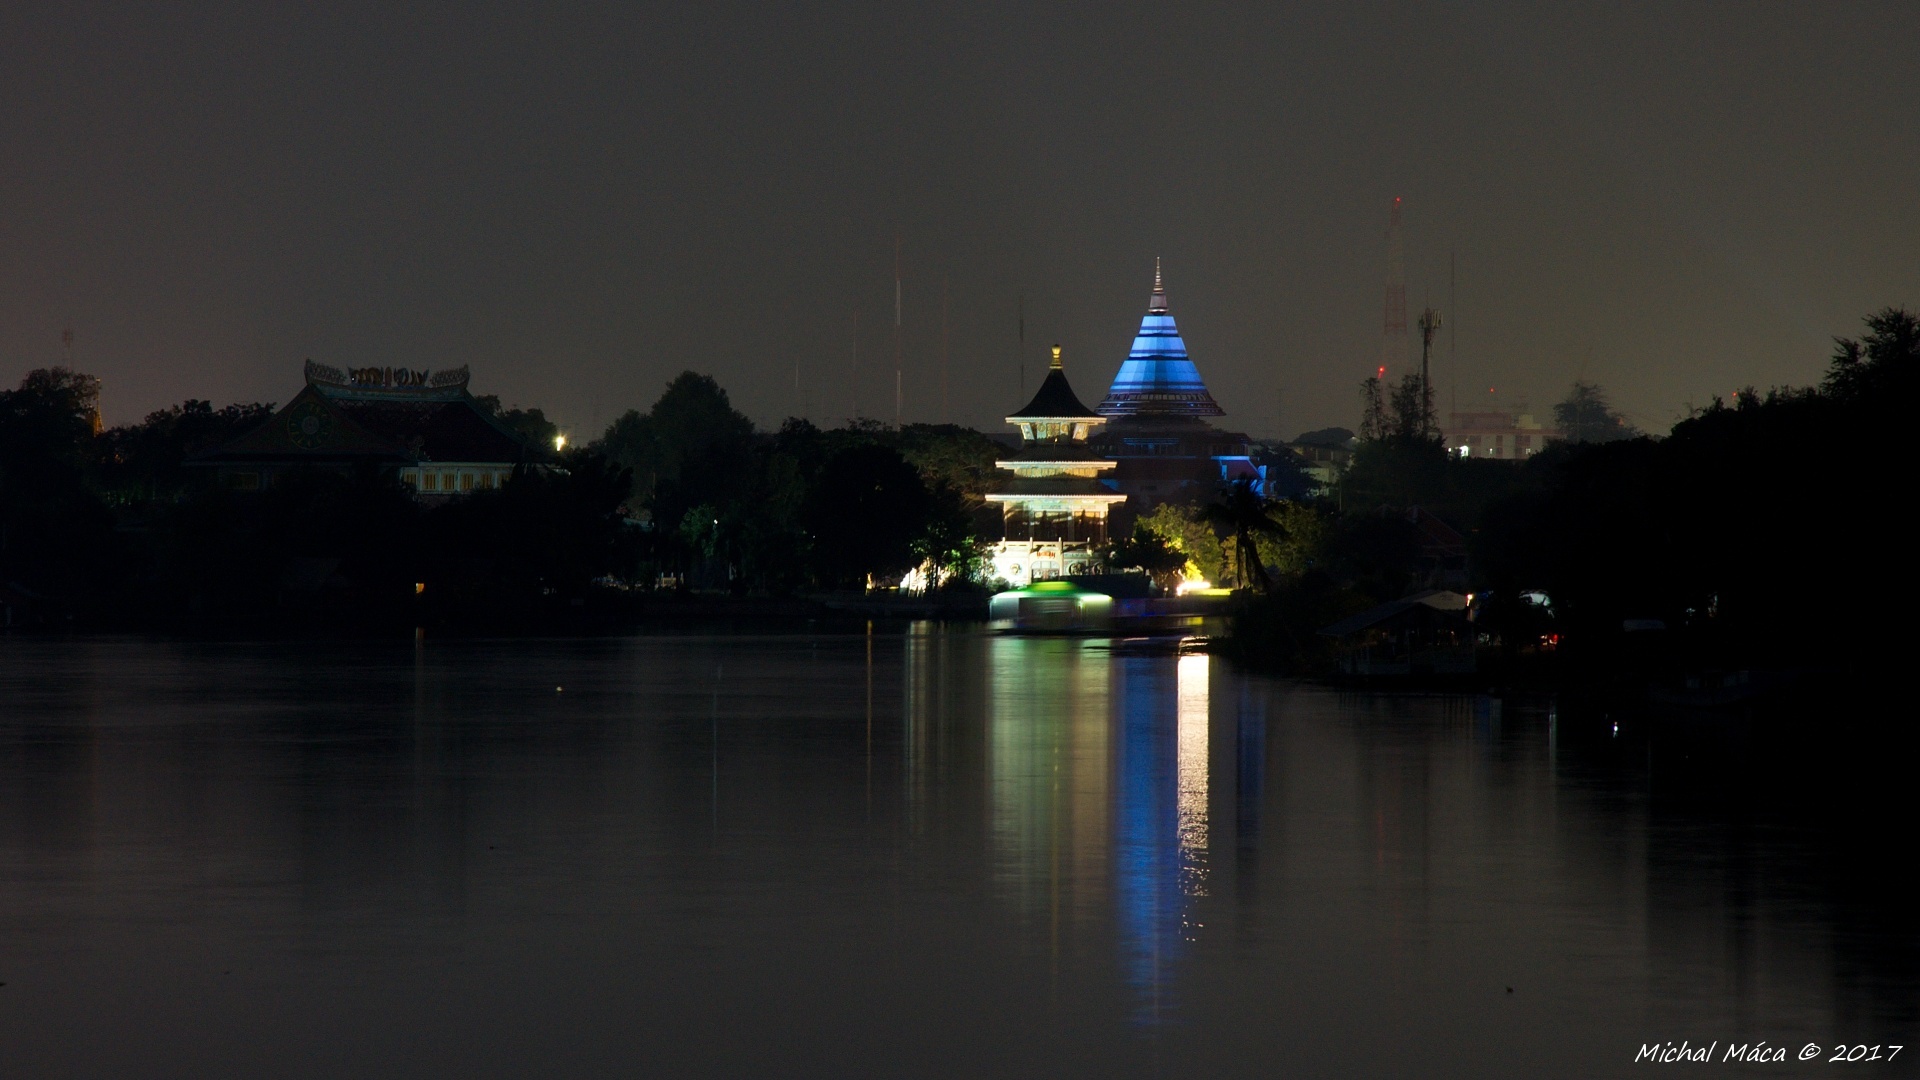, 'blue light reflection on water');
1111,655,1184,1023
977,638,1214,1025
